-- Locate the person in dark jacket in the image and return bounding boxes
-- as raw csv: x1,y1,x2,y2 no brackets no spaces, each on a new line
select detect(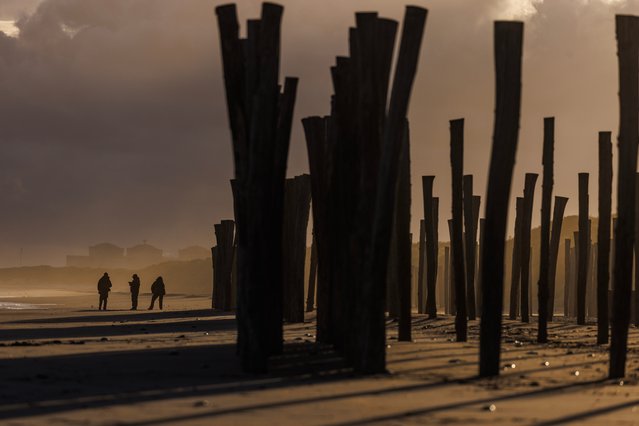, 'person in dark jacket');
129,274,141,310
97,272,112,311
148,276,166,310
